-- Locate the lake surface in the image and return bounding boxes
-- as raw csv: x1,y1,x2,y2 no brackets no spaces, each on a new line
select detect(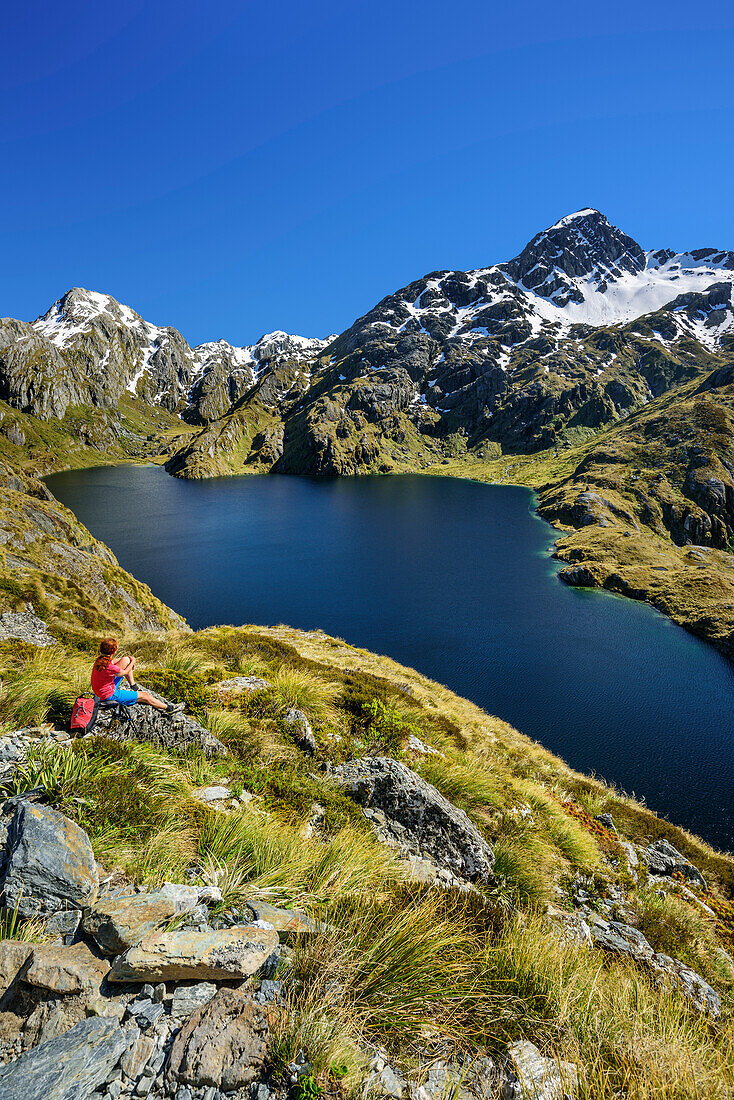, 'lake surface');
47,464,734,850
